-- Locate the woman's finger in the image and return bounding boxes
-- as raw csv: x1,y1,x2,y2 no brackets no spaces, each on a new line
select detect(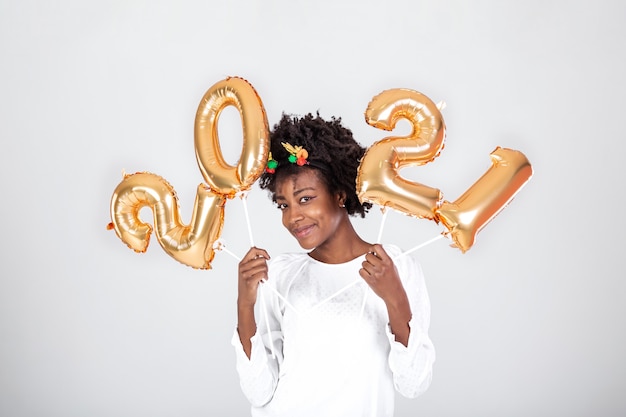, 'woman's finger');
360,259,377,278
241,259,268,277
364,251,380,267
242,246,270,262
369,244,391,261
